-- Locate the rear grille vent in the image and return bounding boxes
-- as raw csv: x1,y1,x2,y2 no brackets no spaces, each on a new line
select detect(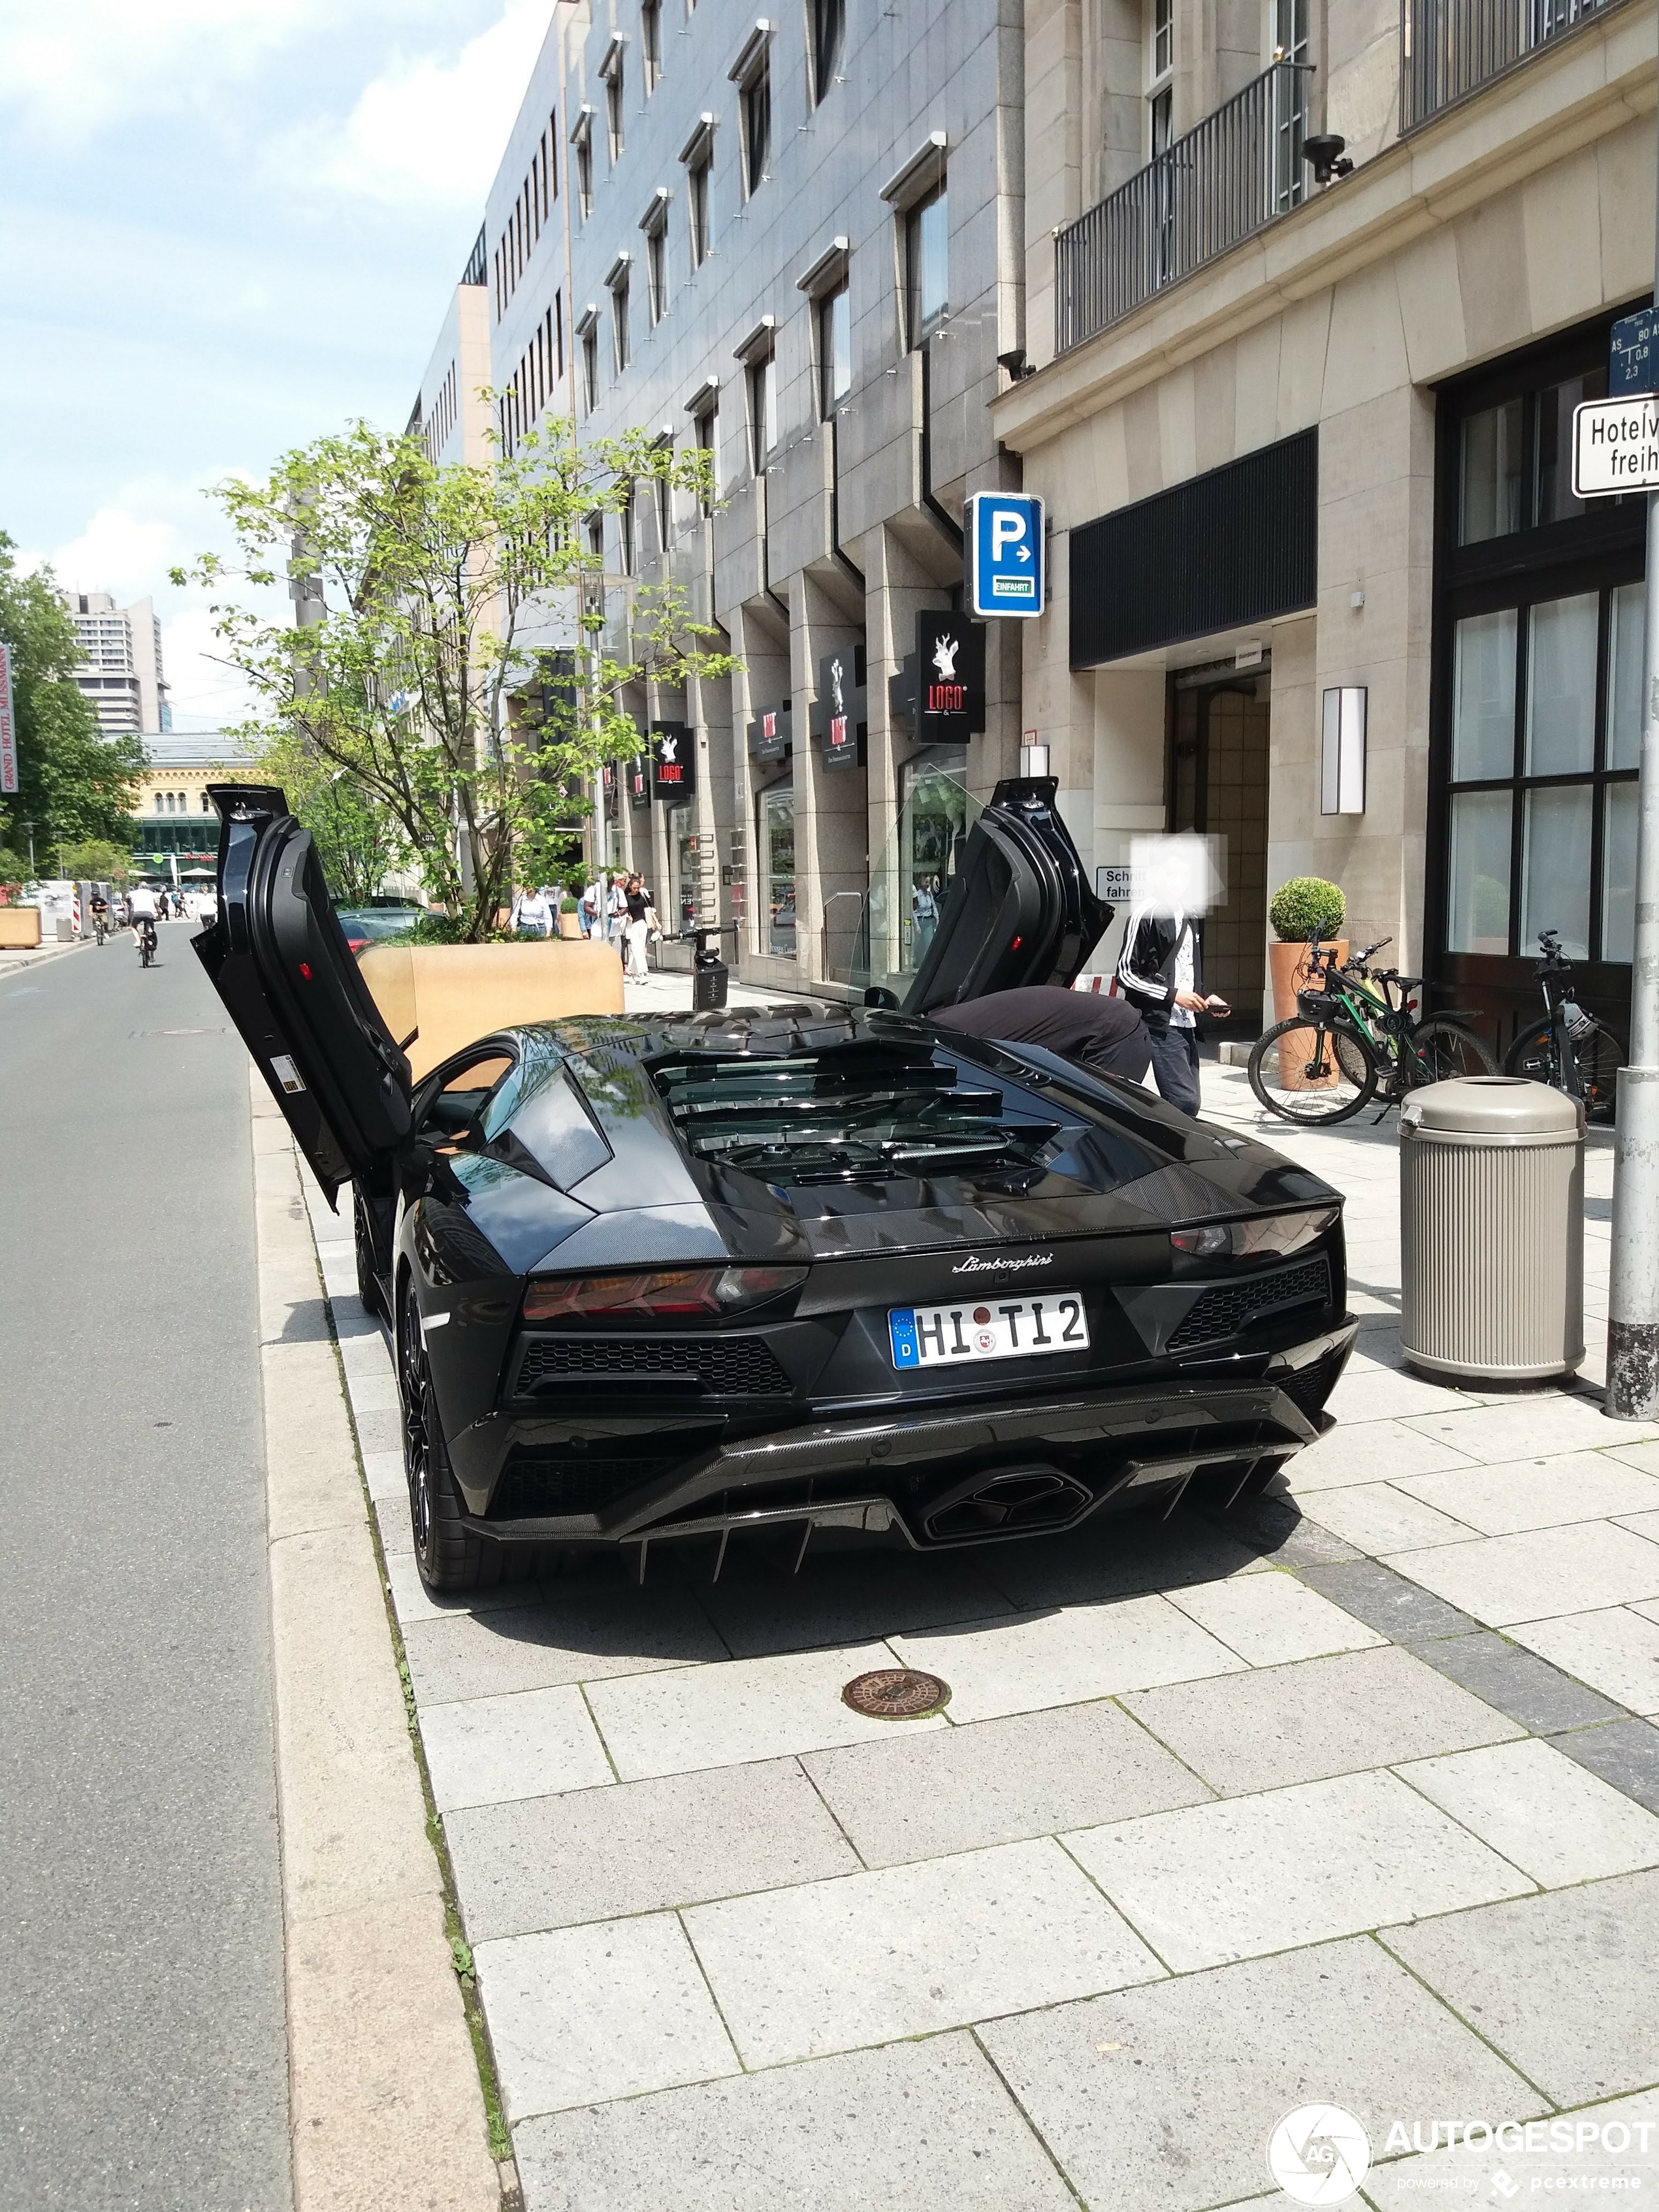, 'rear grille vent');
490,1455,682,1518
1168,1256,1331,1352
1275,1339,1349,1420
515,1335,793,1397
